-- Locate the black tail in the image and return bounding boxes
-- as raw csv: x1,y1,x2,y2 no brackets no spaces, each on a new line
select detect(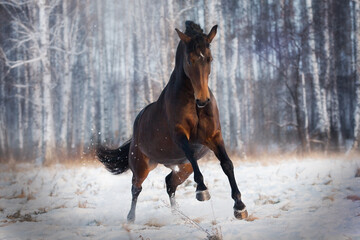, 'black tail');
96,139,131,174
